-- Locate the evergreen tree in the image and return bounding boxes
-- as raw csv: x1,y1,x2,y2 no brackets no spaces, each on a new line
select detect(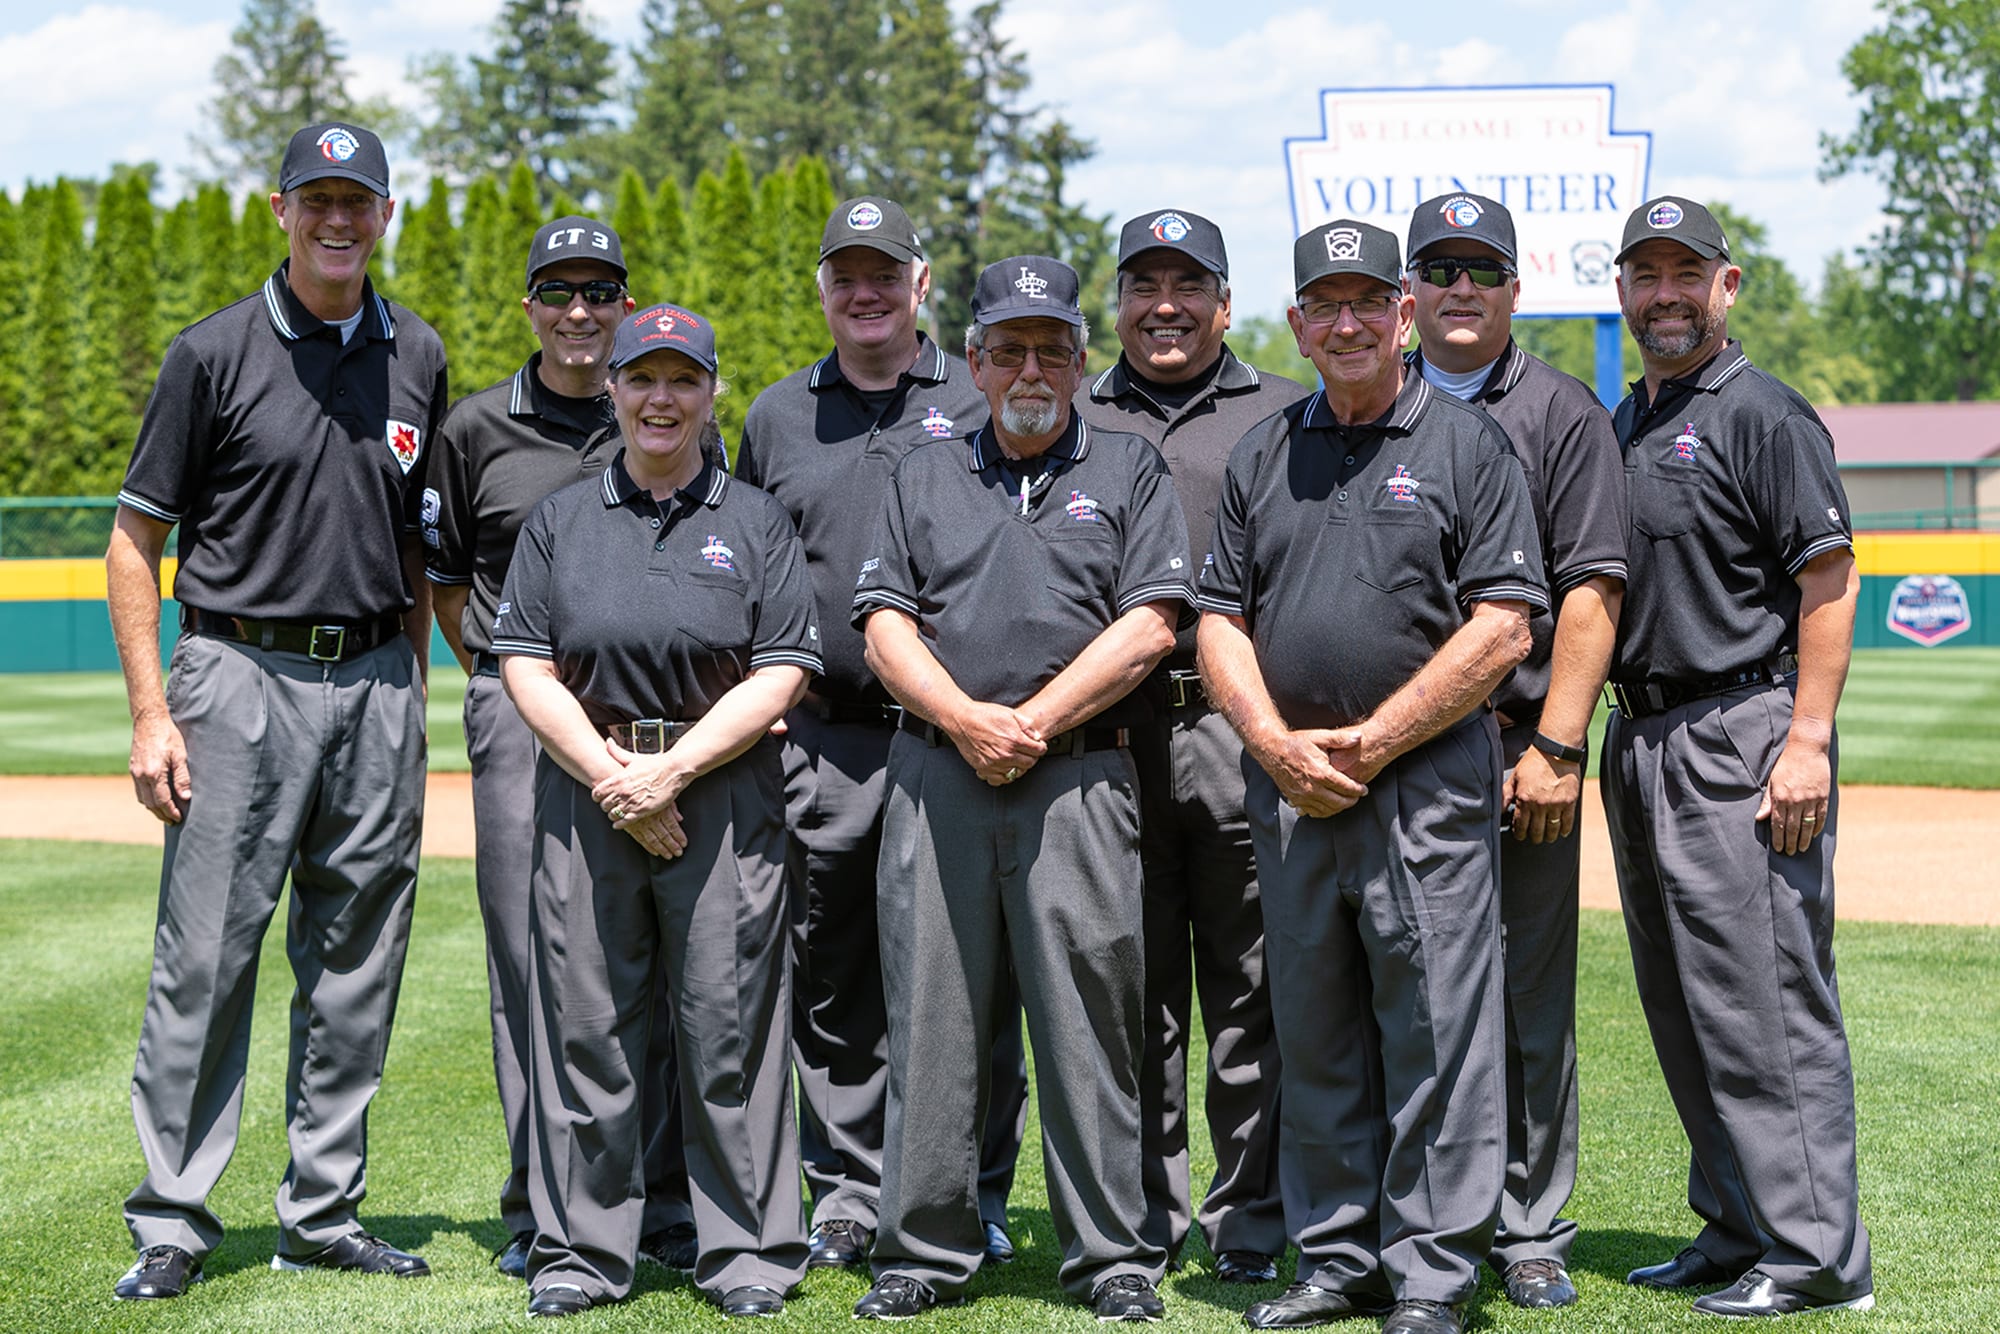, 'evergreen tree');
20,182,92,493
191,184,241,315
389,177,463,357
154,197,201,346
239,187,281,290
655,176,690,304
85,175,162,471
611,169,661,306
0,193,27,492
784,155,837,368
